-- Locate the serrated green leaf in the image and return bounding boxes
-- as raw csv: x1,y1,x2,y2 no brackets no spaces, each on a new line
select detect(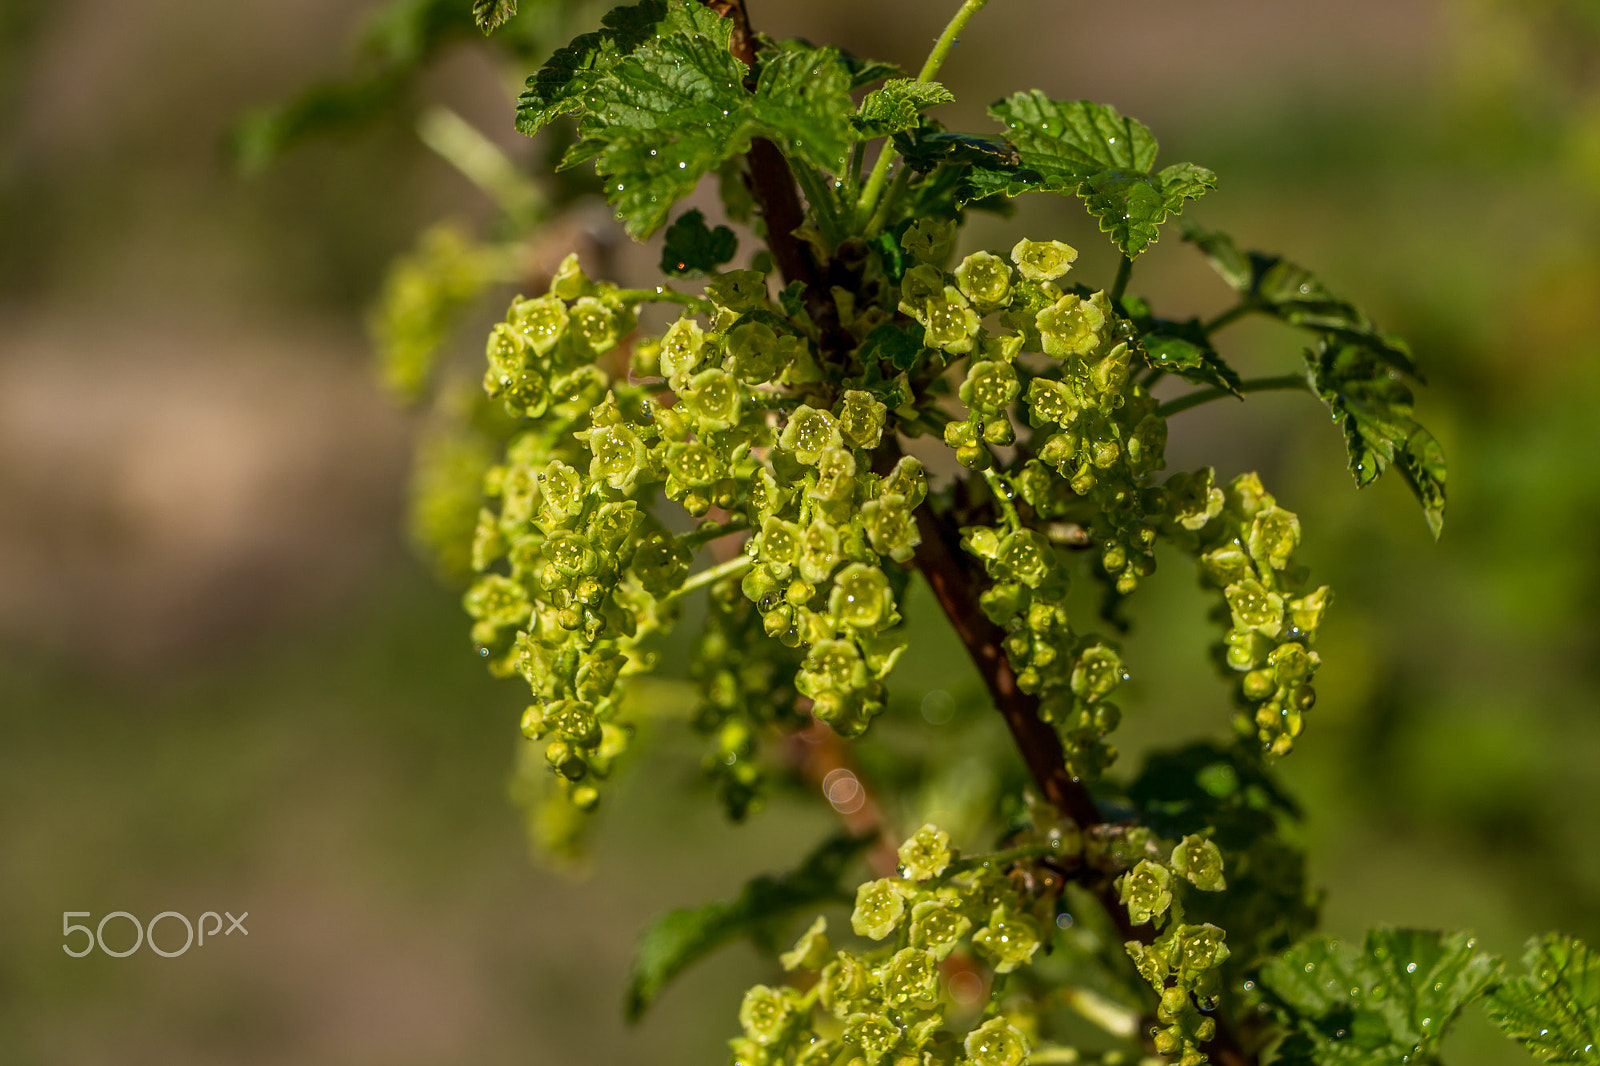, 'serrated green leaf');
624,831,871,1021
1139,328,1244,396
659,208,738,277
514,0,672,137
854,78,954,137
962,93,1213,256
1078,163,1217,256
1306,338,1447,538
1486,934,1600,1064
1261,929,1500,1065
473,0,516,33
1182,222,1417,377
562,9,857,236
994,92,1158,175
